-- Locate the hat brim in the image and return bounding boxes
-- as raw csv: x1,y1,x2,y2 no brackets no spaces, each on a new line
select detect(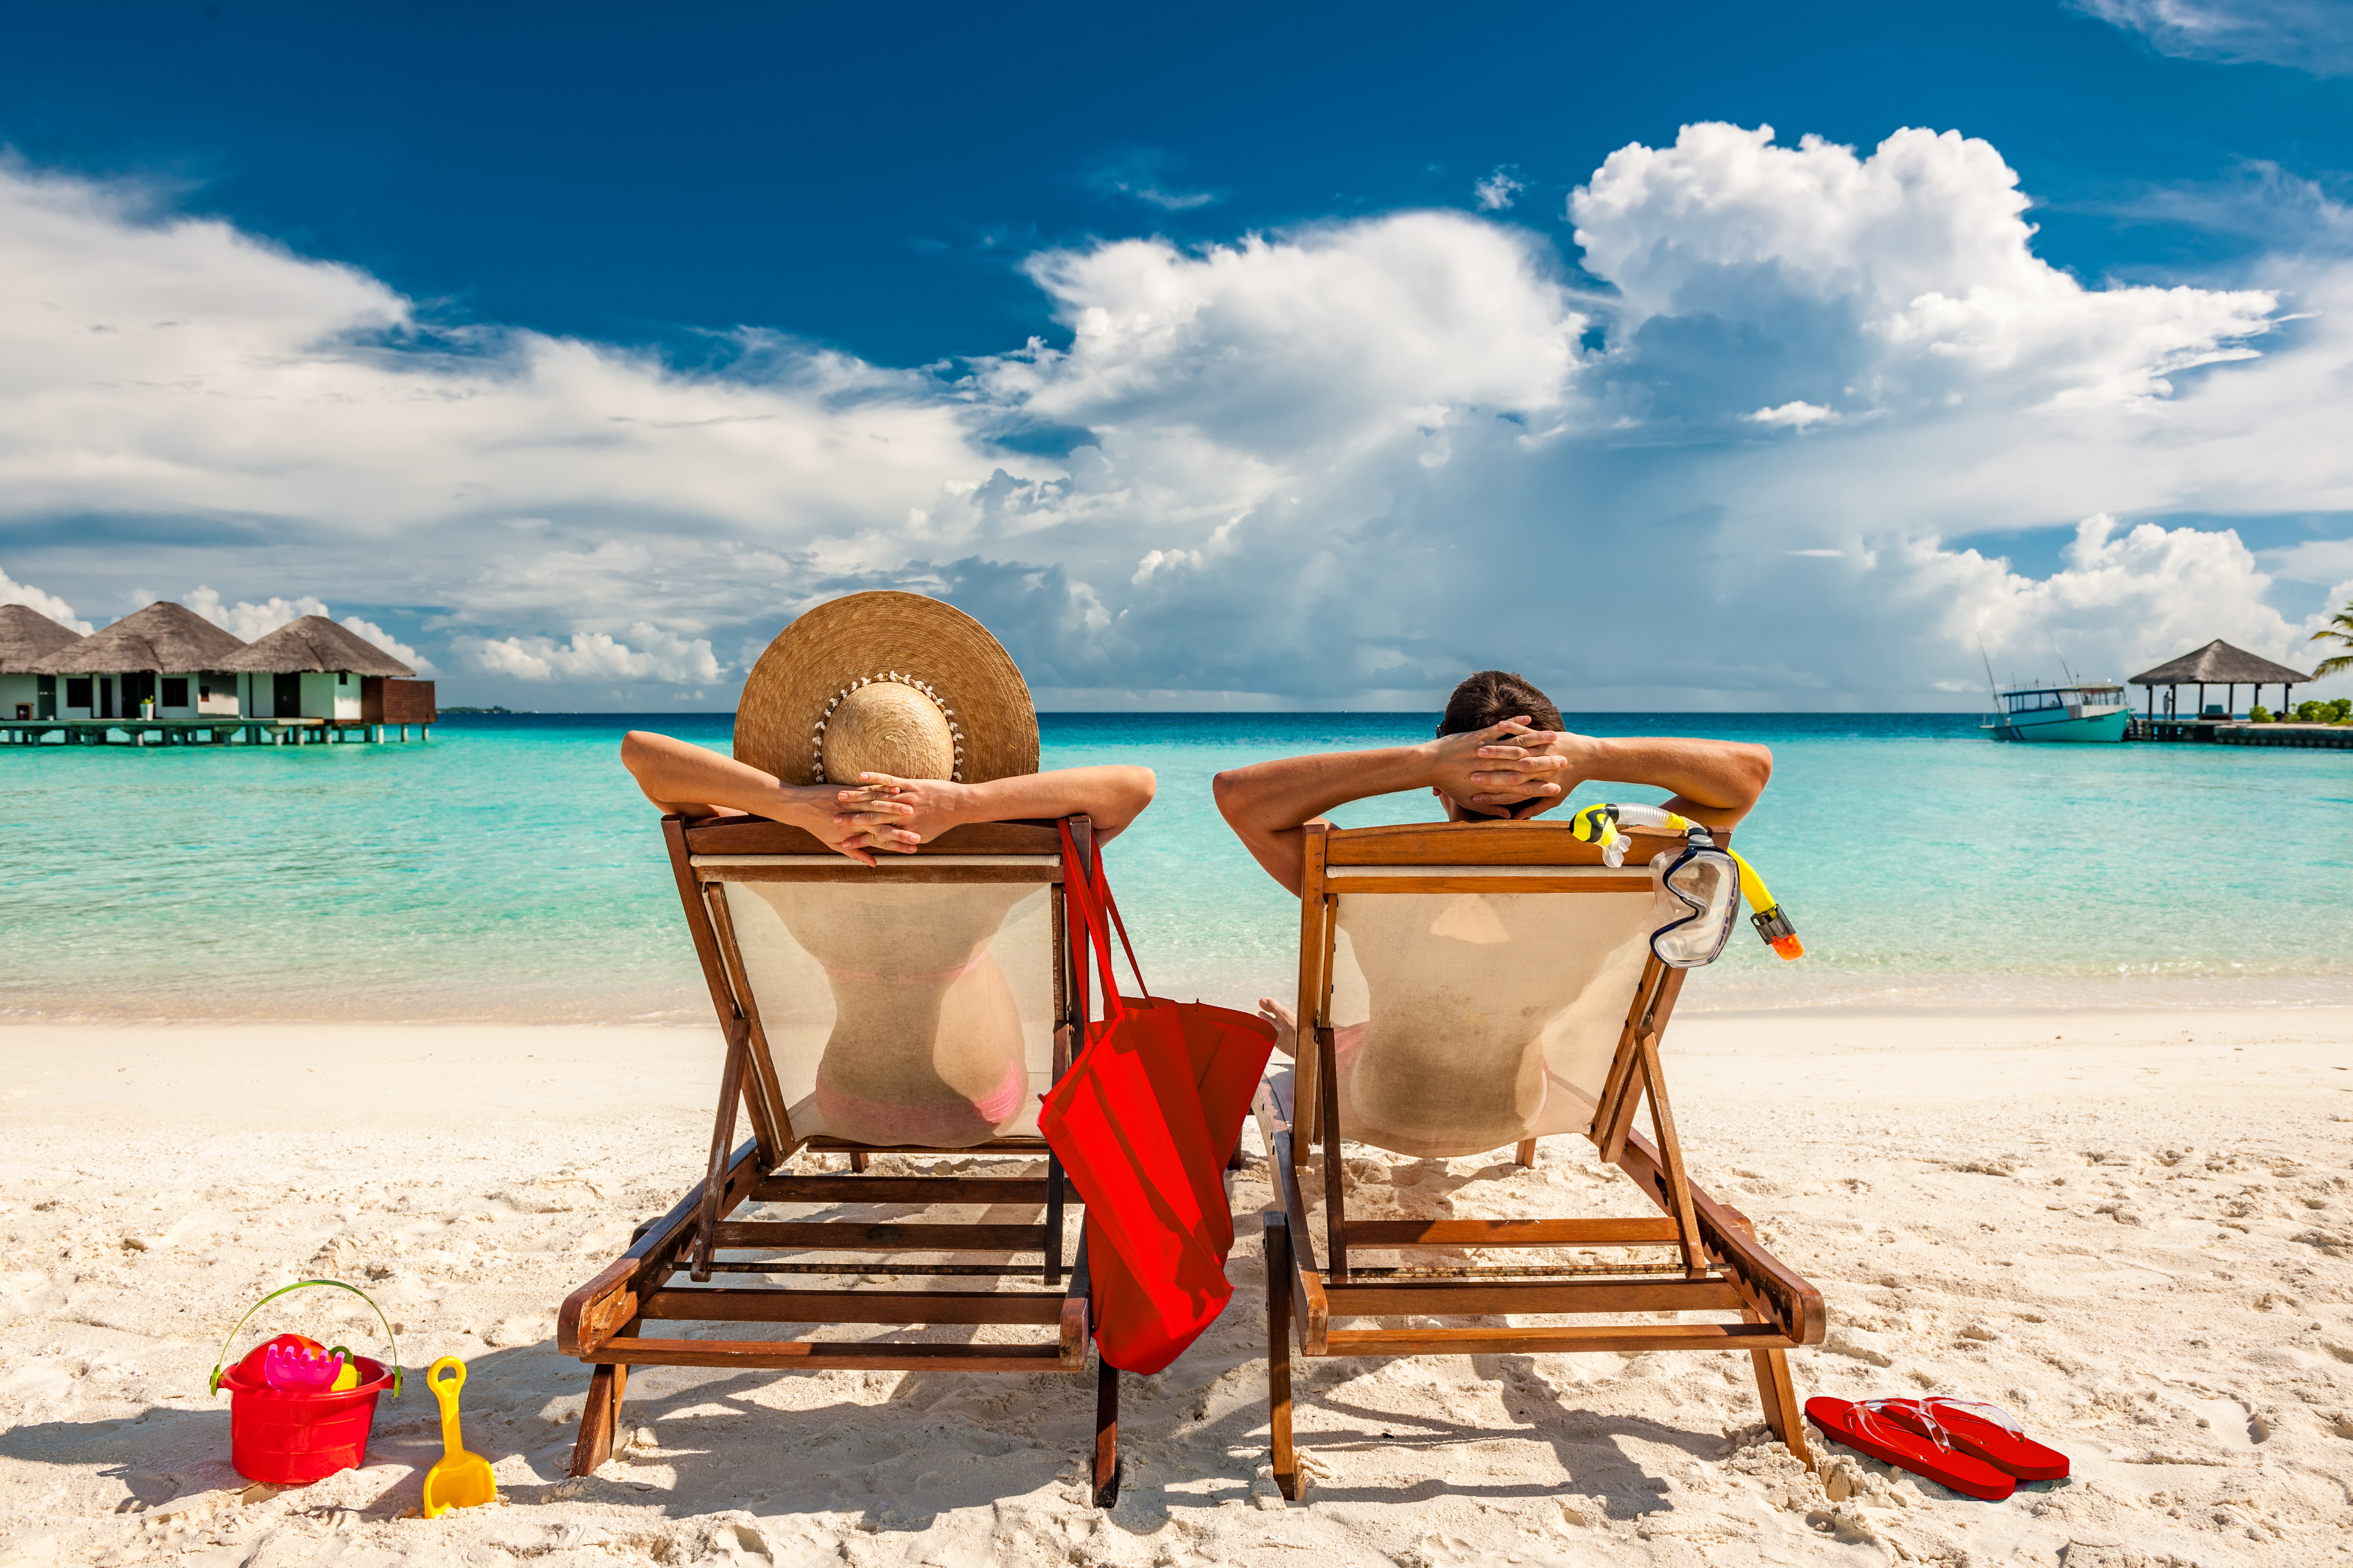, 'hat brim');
736,592,1040,786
